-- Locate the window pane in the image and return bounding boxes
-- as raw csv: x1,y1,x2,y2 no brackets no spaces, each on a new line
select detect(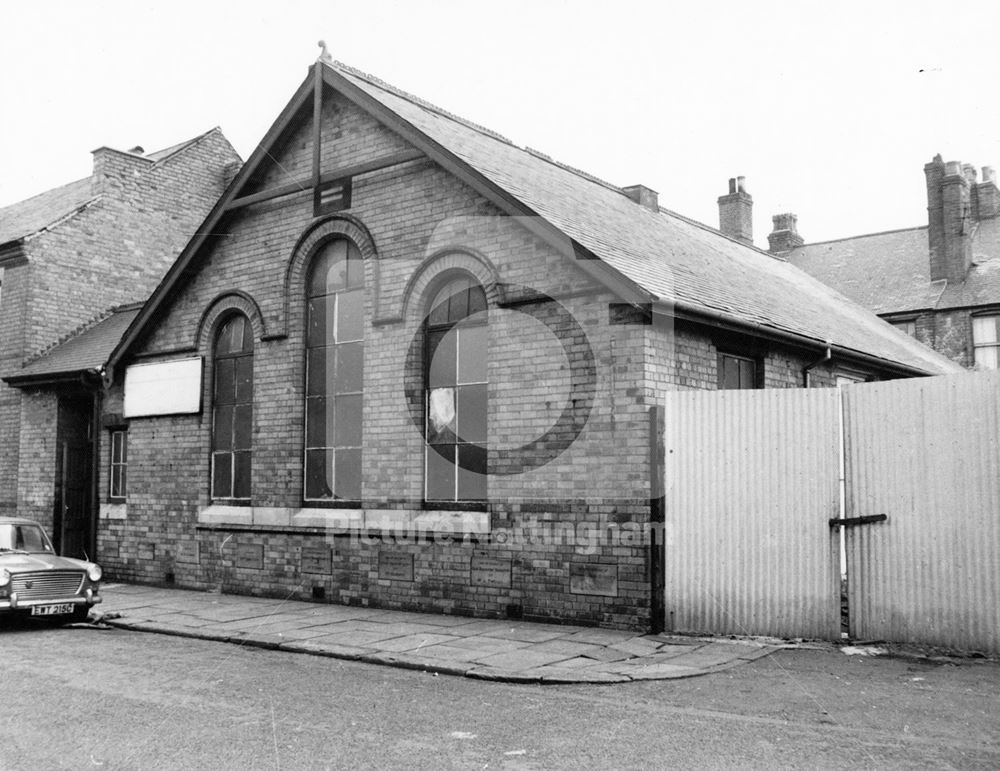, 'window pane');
456,384,487,444
213,405,234,450
337,290,364,342
428,388,456,444
346,254,365,289
334,448,362,500
305,449,333,500
235,356,253,403
215,358,235,404
111,432,123,463
118,467,127,499
738,358,755,388
335,394,363,447
428,292,450,326
448,285,469,322
976,346,999,370
233,451,251,498
311,242,348,296
212,452,232,498
110,466,122,499
307,347,329,396
428,329,456,387
307,296,334,348
426,444,456,500
306,397,334,448
973,316,999,345
468,285,487,316
336,342,363,394
118,432,127,462
457,444,487,500
233,404,253,450
458,325,487,383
